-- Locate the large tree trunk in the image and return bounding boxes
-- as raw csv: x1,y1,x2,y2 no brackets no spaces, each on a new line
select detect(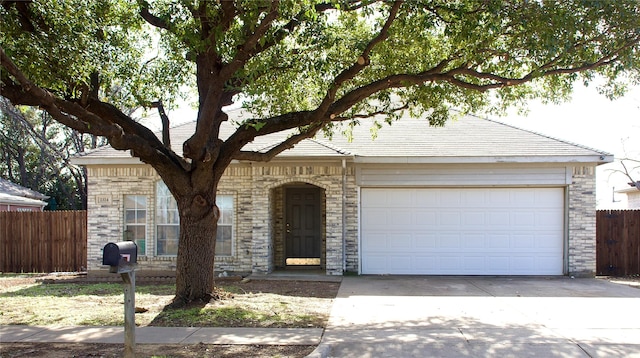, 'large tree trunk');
172,196,219,306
